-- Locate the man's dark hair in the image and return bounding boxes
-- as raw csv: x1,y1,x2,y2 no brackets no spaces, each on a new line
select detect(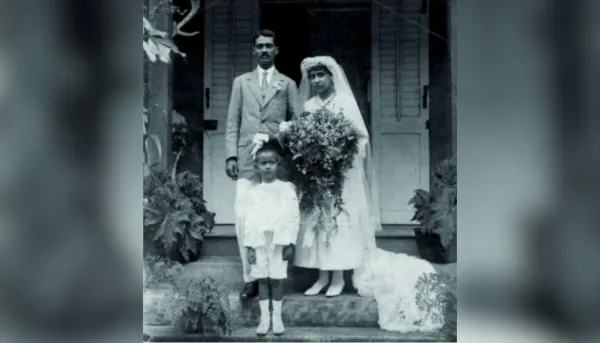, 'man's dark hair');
253,29,277,46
